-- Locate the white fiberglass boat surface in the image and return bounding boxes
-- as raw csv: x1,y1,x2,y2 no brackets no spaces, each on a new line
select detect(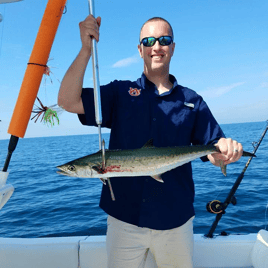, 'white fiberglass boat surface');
0,230,267,268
